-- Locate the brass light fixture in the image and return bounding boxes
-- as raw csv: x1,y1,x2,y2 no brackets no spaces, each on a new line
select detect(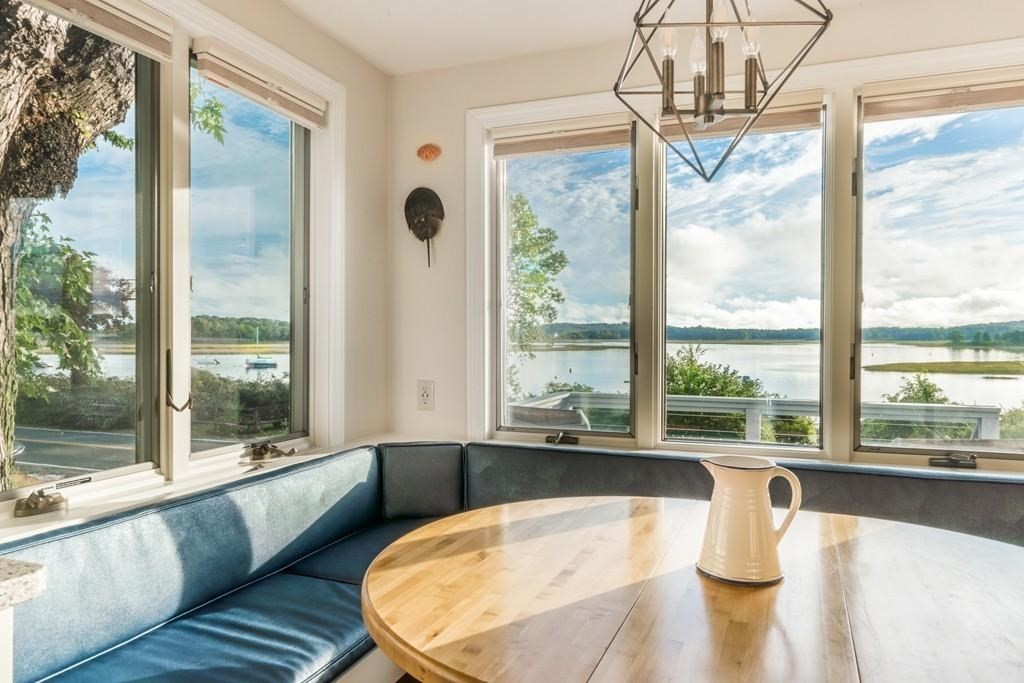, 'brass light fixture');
614,0,832,182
